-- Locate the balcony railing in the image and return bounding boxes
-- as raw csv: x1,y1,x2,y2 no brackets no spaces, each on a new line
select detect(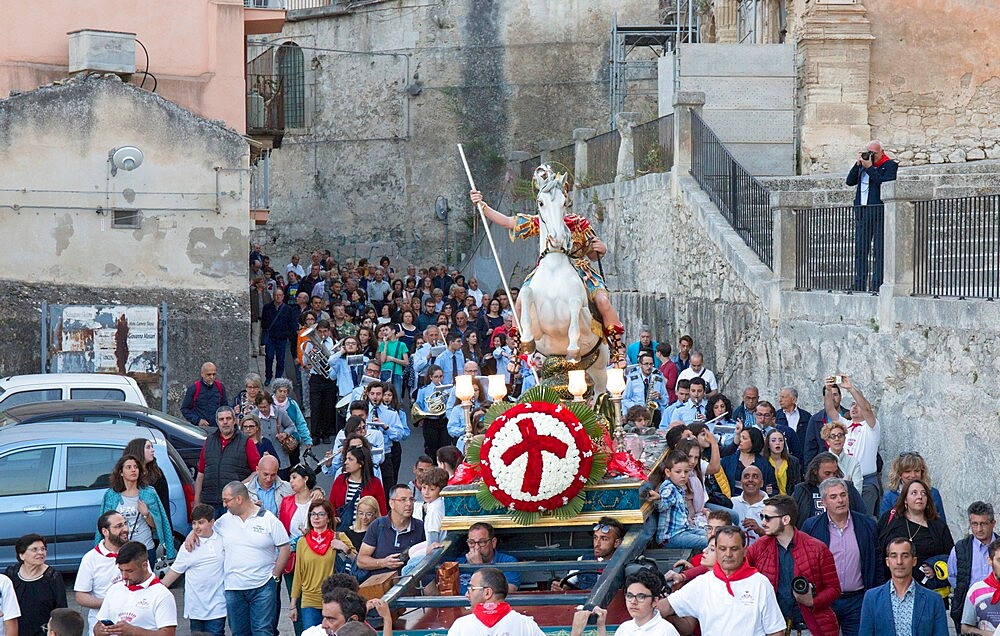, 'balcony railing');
913,194,1000,300
250,152,271,211
633,114,674,175
587,129,621,187
794,205,879,293
246,73,285,135
244,0,286,8
691,111,772,269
